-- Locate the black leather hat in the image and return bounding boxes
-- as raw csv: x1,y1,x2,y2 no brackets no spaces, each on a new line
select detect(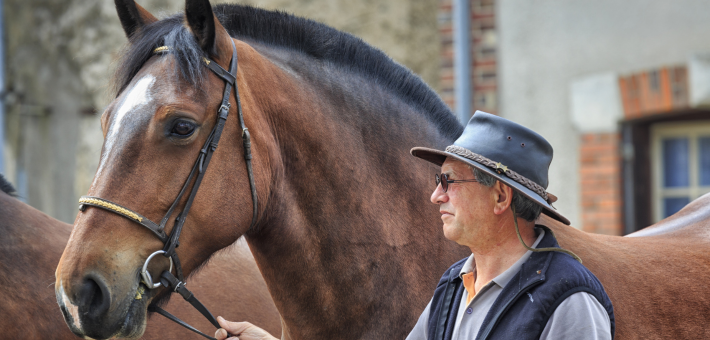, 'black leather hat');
411,111,569,225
